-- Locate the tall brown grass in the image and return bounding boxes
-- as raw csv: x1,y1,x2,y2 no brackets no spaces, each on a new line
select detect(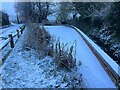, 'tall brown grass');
53,38,77,70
